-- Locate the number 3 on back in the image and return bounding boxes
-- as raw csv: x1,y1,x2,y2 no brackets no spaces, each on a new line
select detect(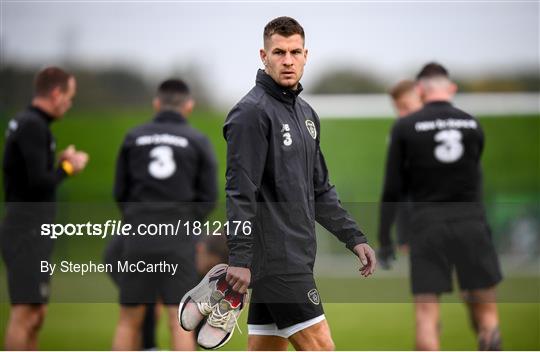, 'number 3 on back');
434,129,464,163
149,145,177,179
